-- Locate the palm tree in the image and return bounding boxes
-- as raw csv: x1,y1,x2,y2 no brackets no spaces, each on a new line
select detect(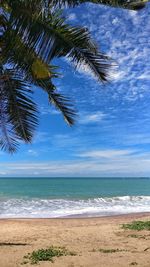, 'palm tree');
0,0,148,153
